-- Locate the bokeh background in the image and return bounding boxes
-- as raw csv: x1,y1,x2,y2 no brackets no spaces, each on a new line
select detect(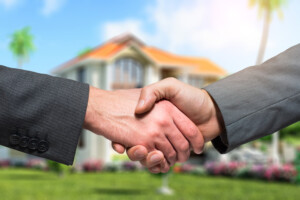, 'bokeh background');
1,0,300,199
